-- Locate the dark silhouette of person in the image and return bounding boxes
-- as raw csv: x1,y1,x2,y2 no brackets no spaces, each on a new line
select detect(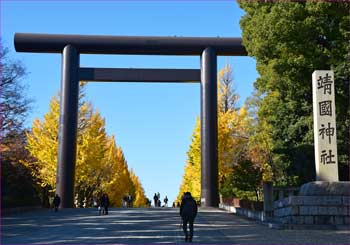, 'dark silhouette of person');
99,195,104,215
53,194,61,212
180,192,198,243
164,196,168,207
153,193,158,207
104,193,110,214
128,194,133,208
100,193,110,215
123,194,128,208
